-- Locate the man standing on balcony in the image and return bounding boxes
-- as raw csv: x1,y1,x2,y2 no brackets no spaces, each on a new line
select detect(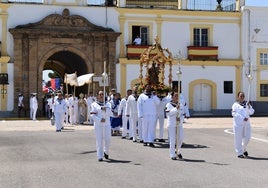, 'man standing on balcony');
133,35,141,45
